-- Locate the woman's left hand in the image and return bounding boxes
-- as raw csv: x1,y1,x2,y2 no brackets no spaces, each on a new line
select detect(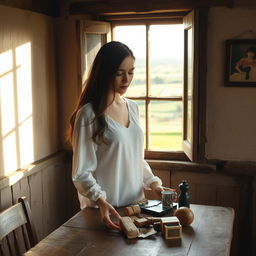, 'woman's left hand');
150,182,177,201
